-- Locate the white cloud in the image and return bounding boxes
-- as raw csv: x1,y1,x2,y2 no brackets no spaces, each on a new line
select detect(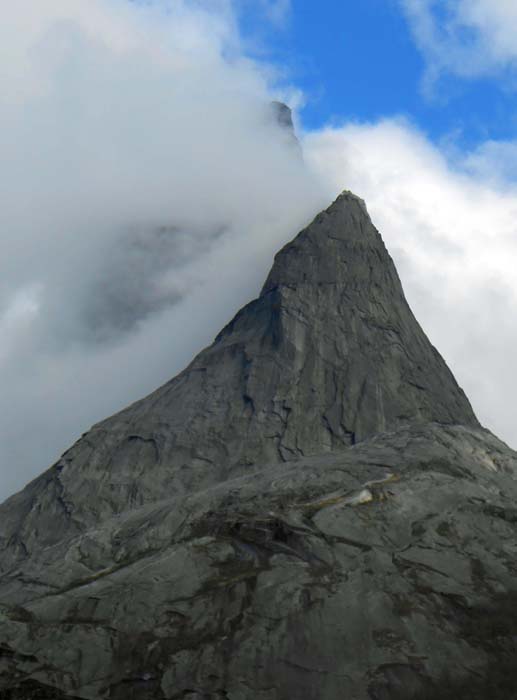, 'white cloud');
0,0,326,499
400,0,517,86
304,118,517,449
